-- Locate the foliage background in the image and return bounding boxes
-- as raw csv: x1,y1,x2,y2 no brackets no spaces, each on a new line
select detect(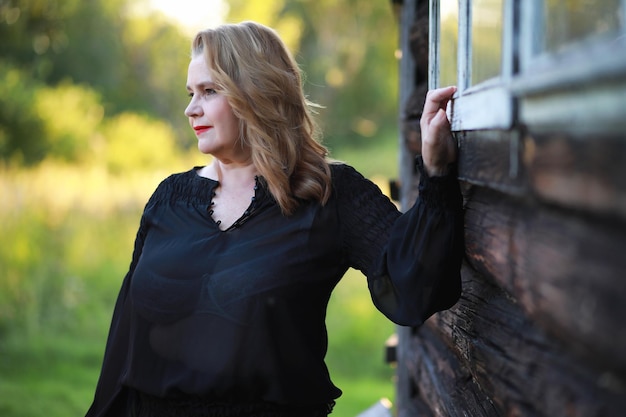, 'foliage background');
0,0,401,415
